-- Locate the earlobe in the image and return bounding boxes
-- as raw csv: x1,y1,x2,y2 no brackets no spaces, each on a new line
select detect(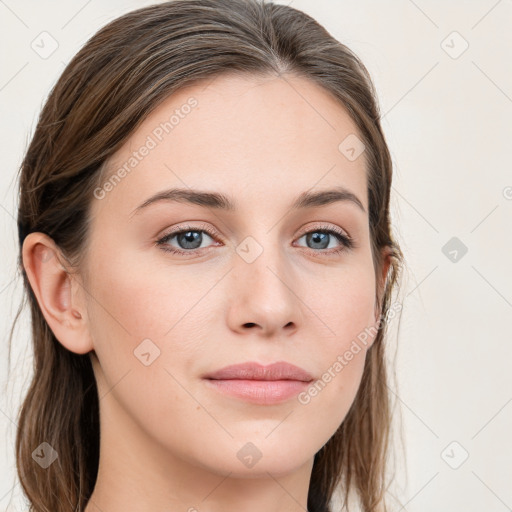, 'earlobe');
21,232,92,354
